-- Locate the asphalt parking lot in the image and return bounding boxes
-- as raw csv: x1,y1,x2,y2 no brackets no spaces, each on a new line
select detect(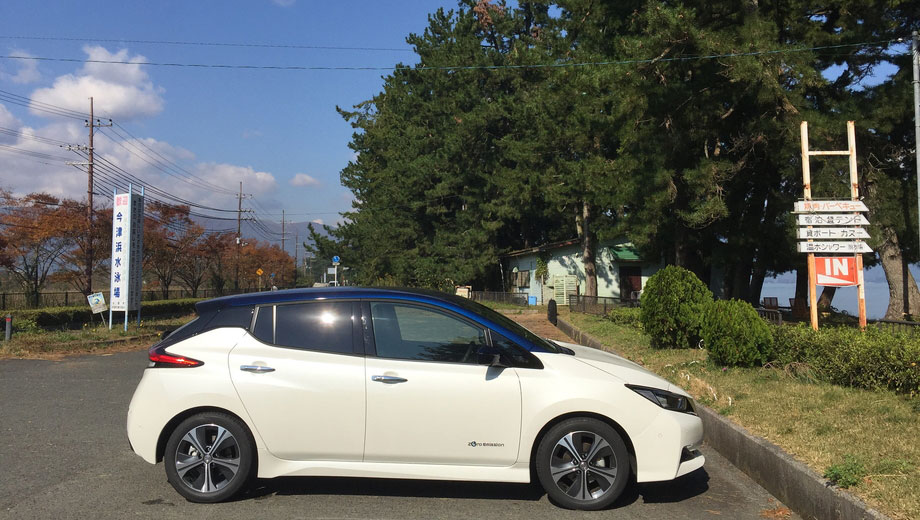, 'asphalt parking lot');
0,349,798,519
